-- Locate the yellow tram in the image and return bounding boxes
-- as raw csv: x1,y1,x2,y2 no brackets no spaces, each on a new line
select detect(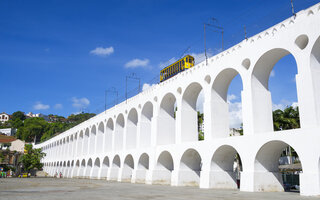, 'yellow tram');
160,55,195,82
